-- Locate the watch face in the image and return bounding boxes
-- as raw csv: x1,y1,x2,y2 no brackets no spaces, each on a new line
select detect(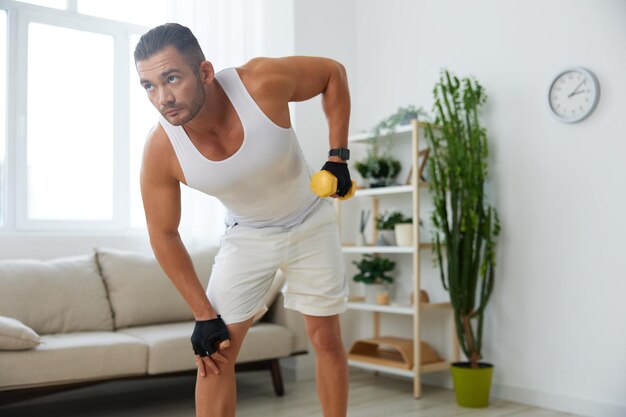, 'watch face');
548,67,599,123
